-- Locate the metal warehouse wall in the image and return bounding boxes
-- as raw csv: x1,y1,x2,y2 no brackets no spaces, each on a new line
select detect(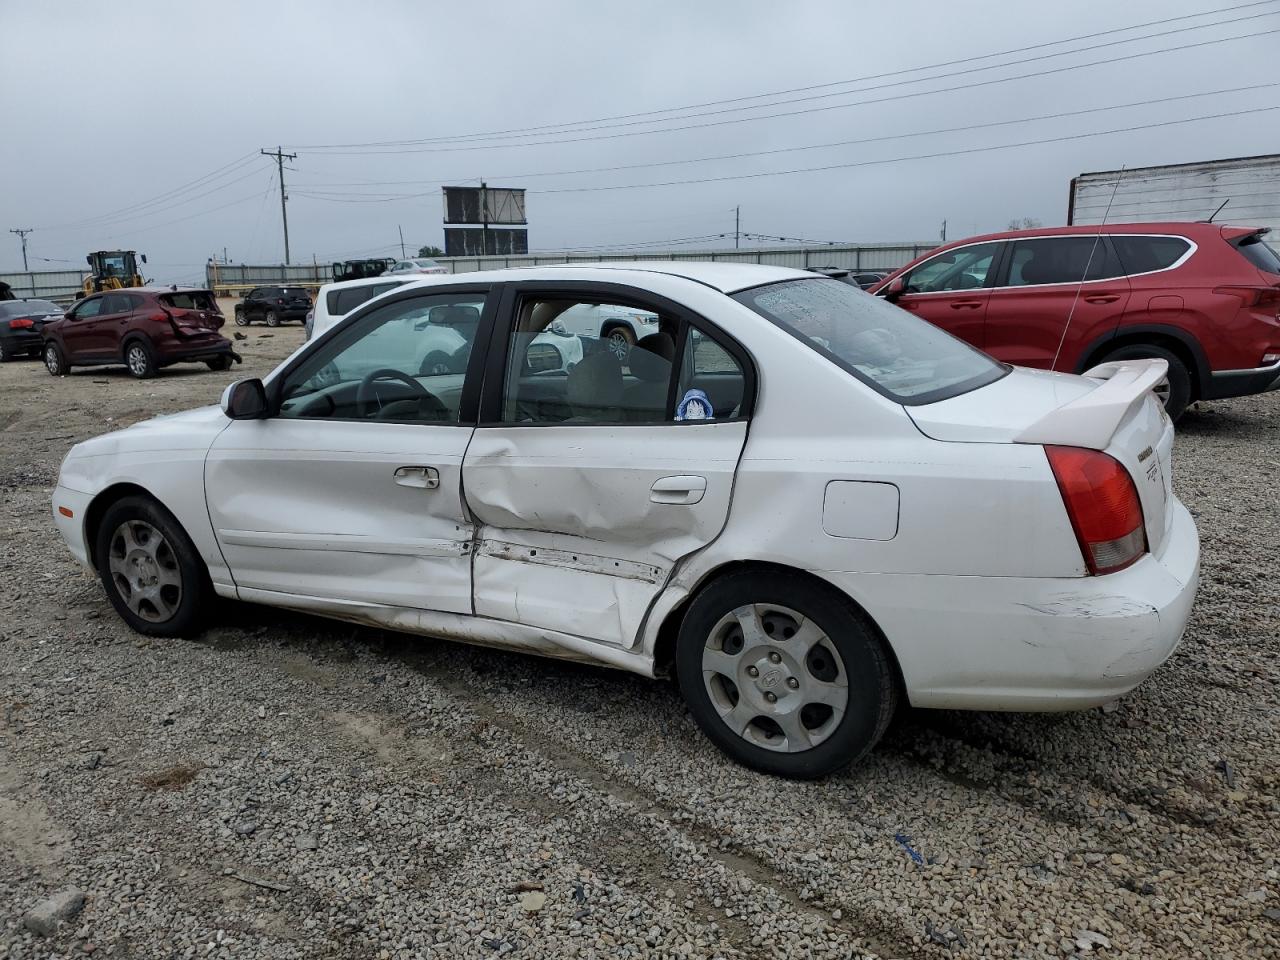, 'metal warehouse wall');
430,241,937,275
0,270,85,303
1070,154,1280,238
